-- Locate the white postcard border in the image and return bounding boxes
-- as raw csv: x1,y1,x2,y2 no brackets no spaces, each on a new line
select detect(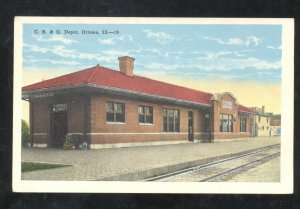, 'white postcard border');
13,17,294,194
